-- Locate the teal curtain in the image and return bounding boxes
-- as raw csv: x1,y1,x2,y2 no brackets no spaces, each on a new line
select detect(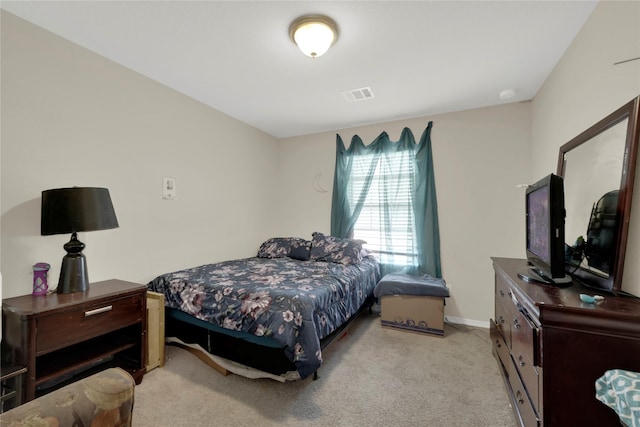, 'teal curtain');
330,122,442,278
